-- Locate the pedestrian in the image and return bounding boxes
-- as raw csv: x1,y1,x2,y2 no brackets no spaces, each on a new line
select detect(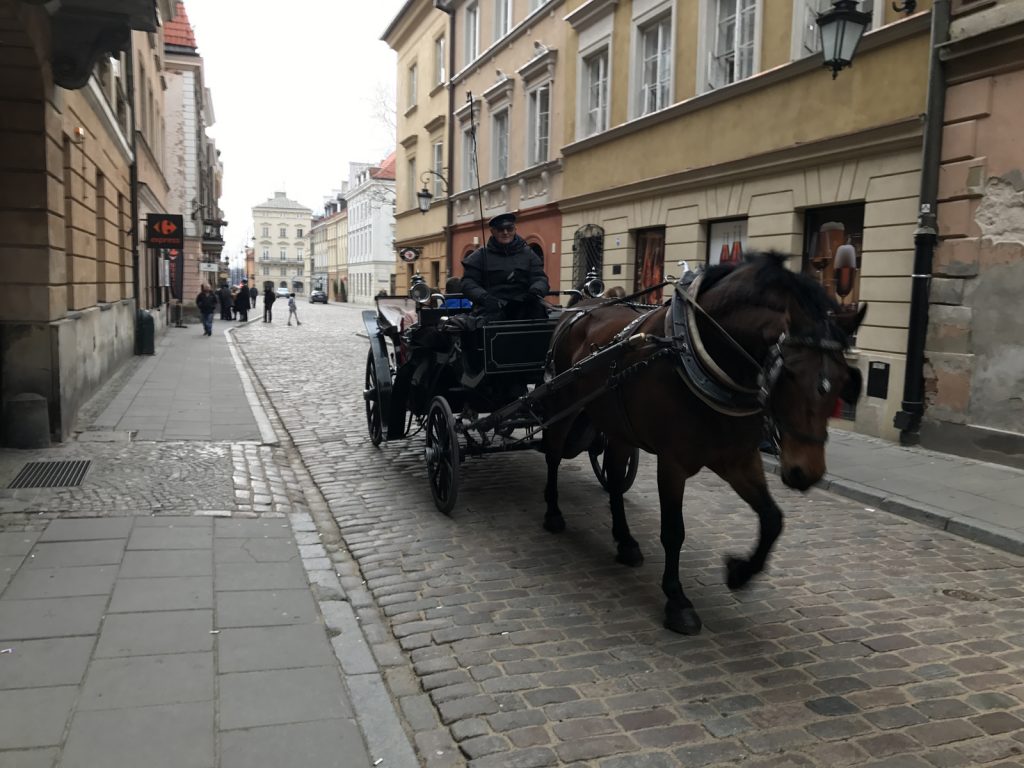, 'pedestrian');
230,286,239,319
287,293,301,326
217,283,232,320
461,212,549,321
195,282,217,336
234,280,249,322
263,286,276,322
249,283,258,309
